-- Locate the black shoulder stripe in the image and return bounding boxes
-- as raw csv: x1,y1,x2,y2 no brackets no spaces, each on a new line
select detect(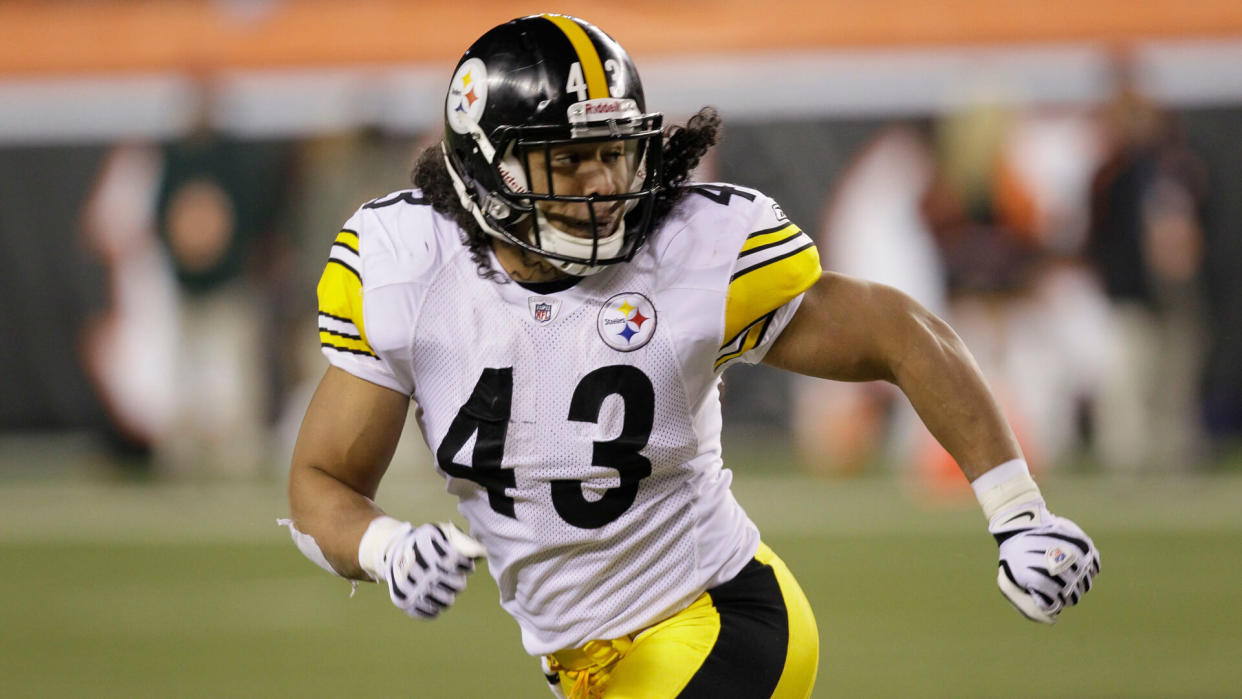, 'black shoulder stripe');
318,310,352,323
745,222,792,239
751,310,774,347
719,311,774,351
320,342,377,358
737,231,804,259
327,258,361,282
332,240,359,255
729,241,816,282
319,327,362,341
364,192,430,209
